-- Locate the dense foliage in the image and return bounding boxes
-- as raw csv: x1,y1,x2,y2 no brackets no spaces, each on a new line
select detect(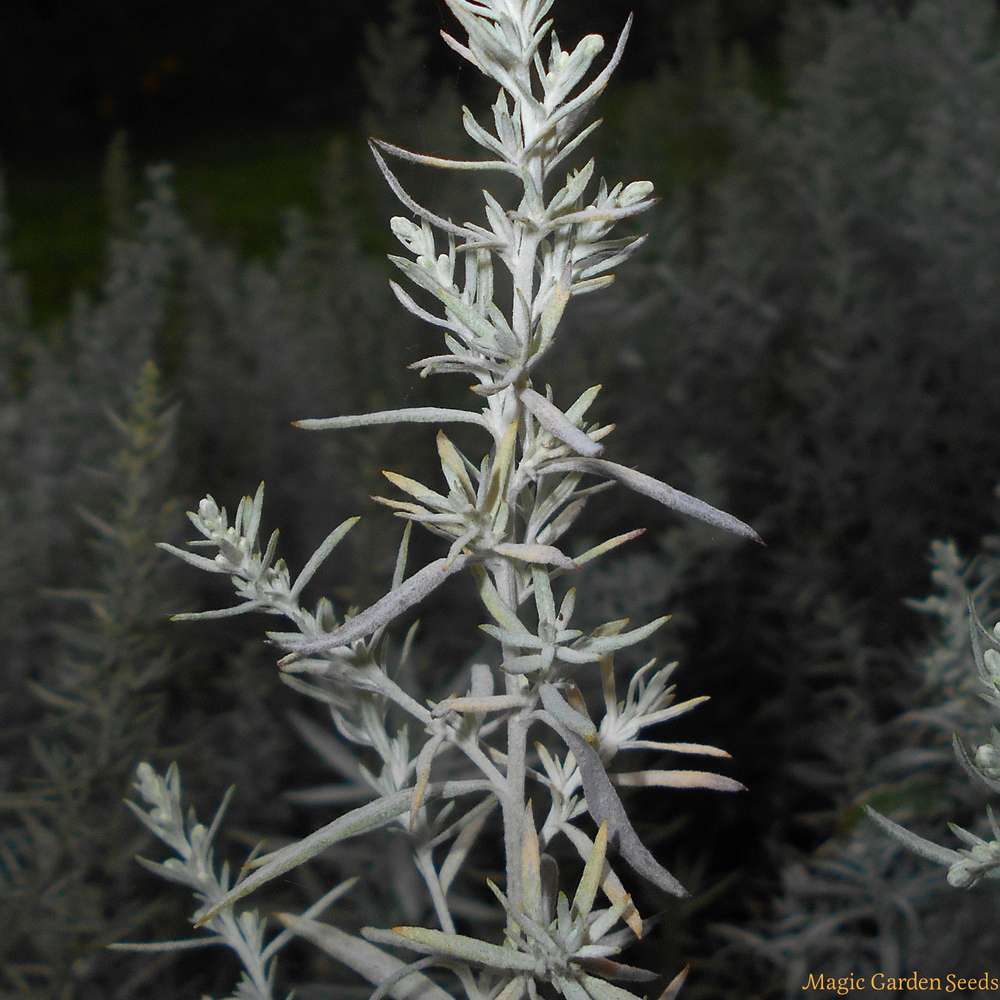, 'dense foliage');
2,0,998,995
